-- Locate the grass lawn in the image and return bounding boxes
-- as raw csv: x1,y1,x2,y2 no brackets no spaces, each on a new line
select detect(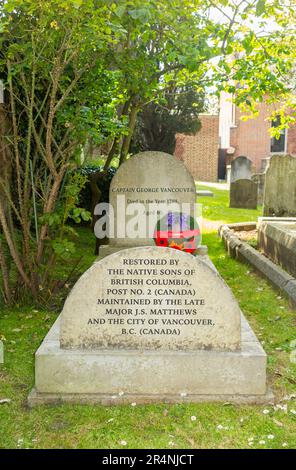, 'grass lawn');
0,185,295,449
